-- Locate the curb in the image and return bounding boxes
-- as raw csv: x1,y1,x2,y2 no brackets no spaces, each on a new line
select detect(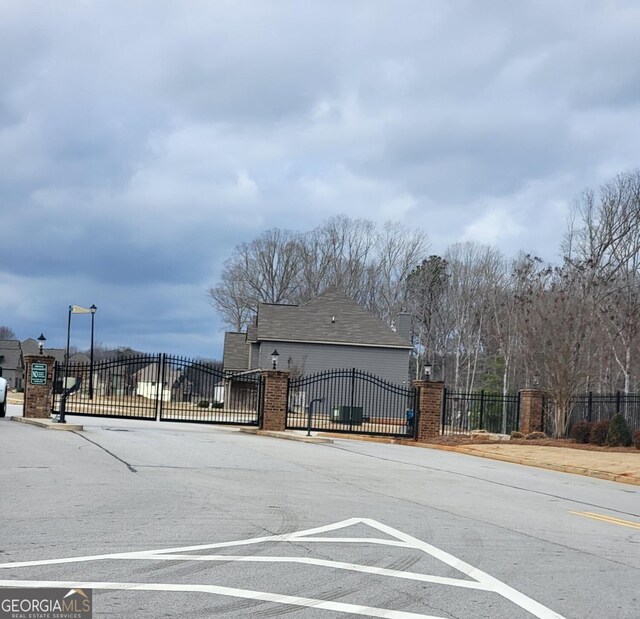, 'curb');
318,432,640,487
412,443,640,487
11,417,83,432
239,428,333,444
